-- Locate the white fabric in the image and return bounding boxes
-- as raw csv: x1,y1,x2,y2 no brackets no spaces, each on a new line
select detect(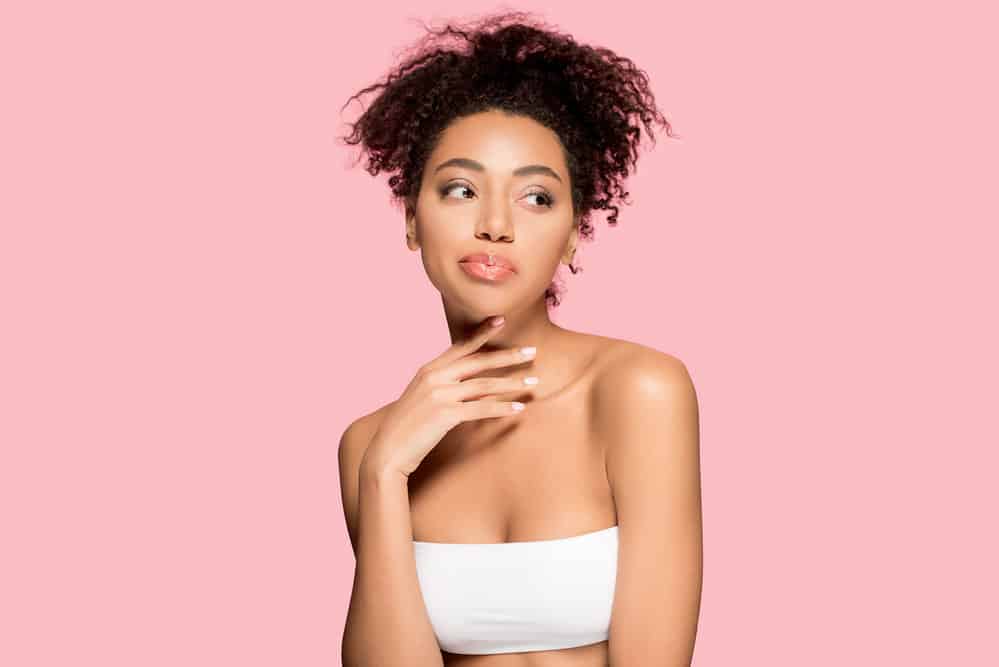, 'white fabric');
412,524,618,655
